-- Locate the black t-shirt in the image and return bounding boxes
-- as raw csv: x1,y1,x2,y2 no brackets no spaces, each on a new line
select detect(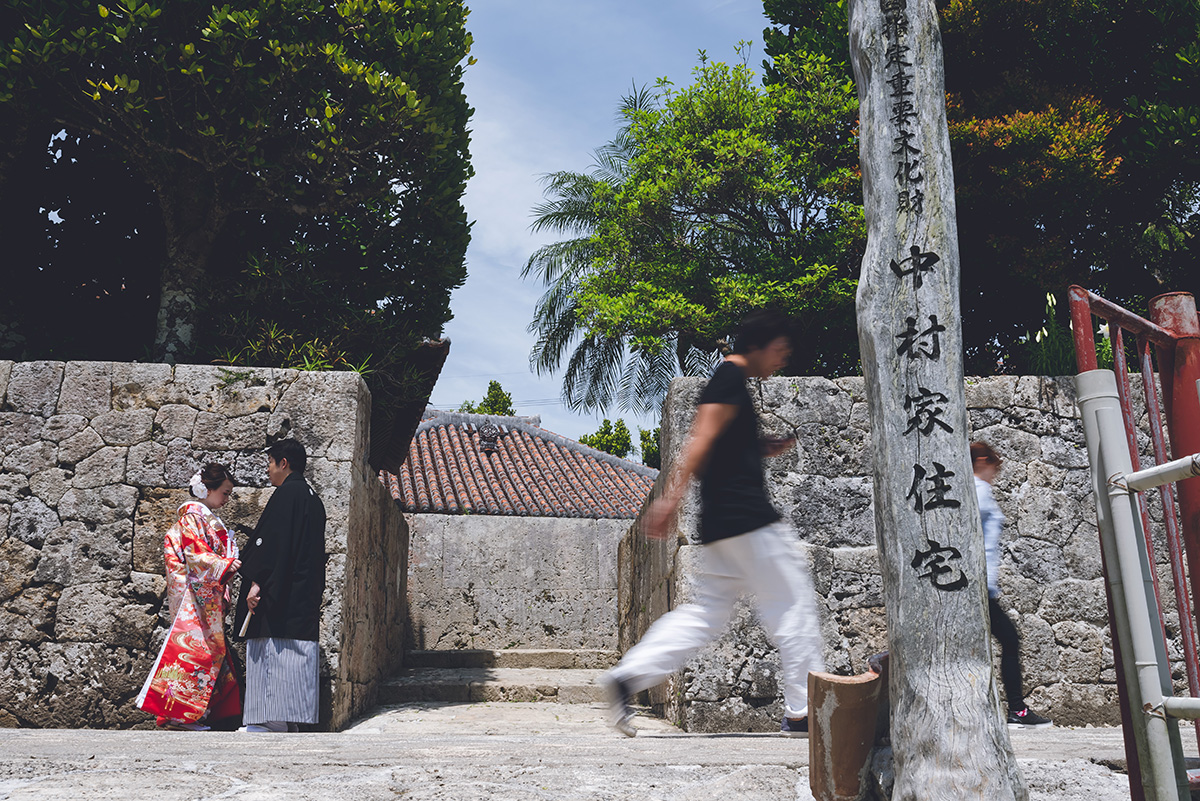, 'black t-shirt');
696,360,780,543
